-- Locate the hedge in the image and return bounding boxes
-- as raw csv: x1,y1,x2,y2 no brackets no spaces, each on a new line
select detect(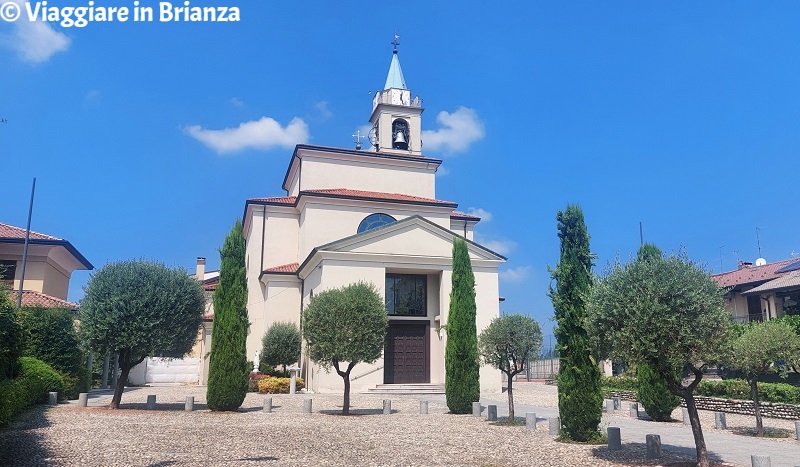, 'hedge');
697,379,800,405
0,357,64,426
600,376,638,391
257,376,305,394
